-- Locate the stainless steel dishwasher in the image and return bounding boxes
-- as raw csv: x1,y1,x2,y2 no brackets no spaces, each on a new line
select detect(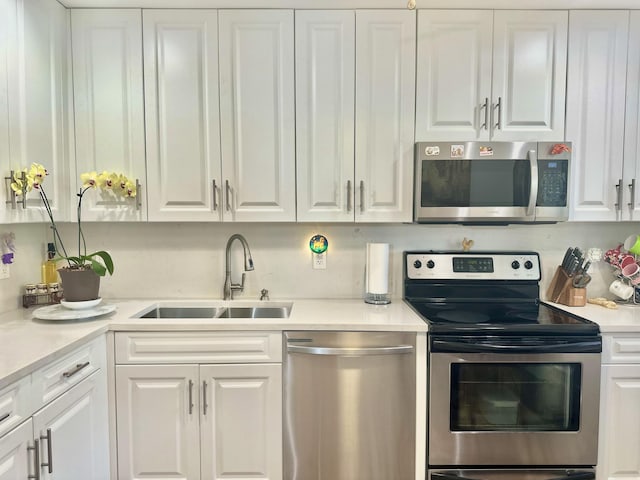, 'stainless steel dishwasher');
284,331,416,480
